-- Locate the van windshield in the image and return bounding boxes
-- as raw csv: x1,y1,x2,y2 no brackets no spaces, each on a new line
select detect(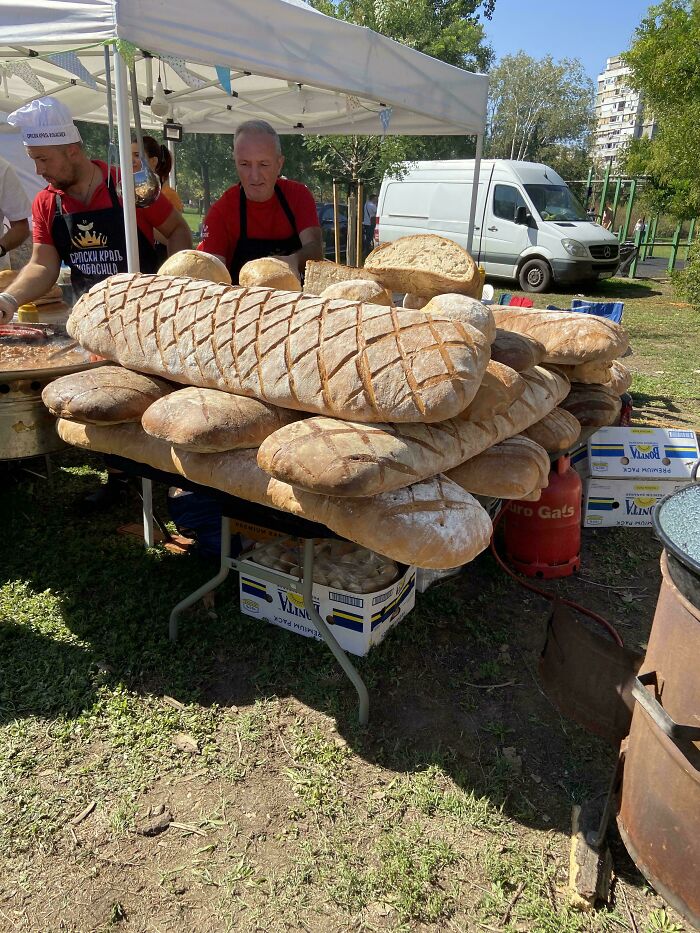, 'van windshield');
524,184,588,222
